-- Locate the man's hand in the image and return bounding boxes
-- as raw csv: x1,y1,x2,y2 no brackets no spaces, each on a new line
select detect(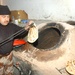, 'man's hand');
25,21,34,30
